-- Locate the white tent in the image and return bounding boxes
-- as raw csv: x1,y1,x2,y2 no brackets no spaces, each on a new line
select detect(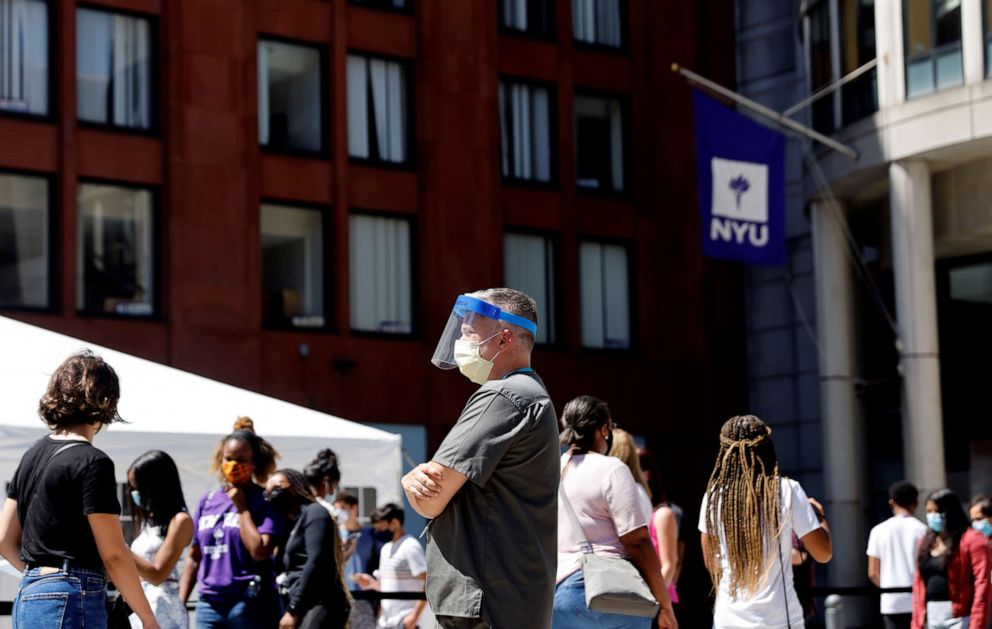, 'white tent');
0,314,403,522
